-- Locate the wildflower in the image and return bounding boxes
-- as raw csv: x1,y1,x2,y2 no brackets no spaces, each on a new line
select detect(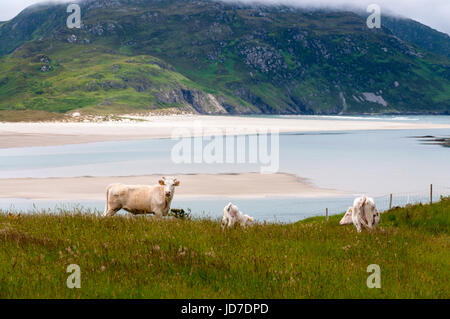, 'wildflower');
178,246,187,257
